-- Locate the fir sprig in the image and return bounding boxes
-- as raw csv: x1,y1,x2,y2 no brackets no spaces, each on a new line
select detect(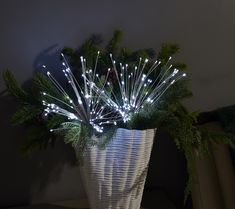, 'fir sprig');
11,105,42,125
3,70,29,102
